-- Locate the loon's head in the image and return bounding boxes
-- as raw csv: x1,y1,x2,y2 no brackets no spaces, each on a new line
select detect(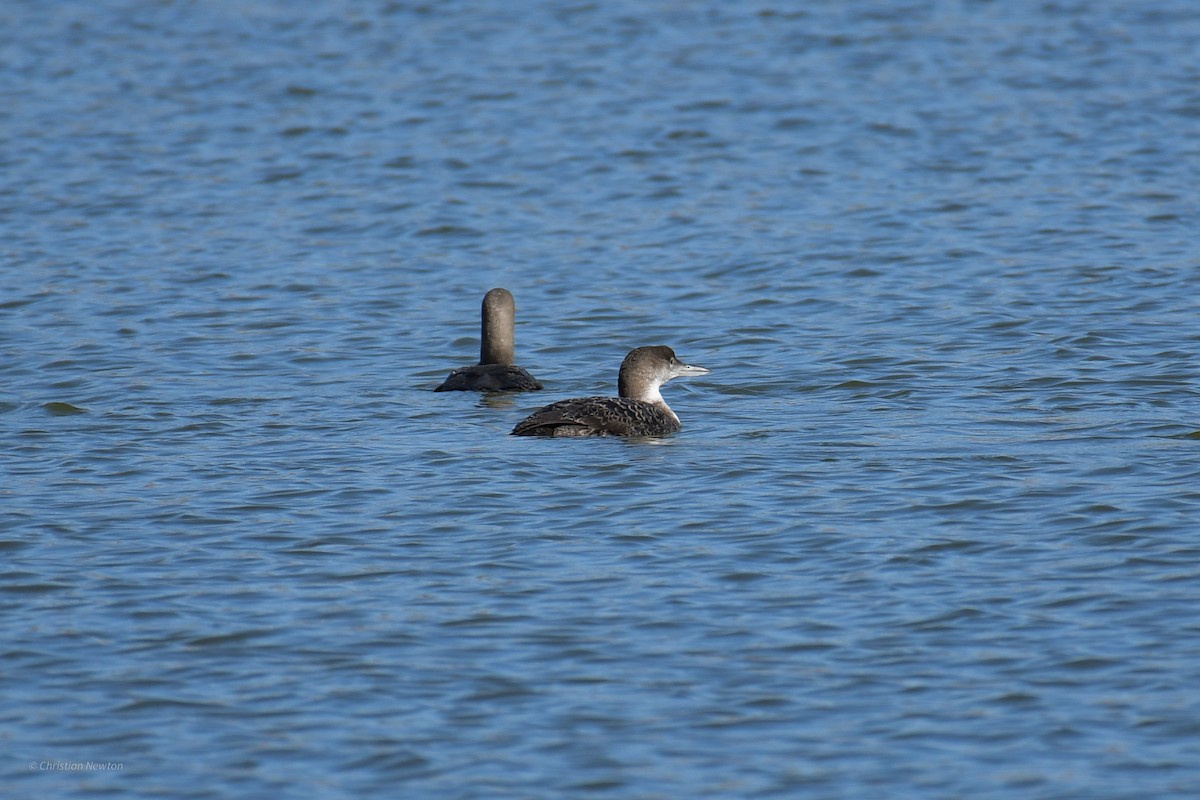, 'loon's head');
479,287,517,366
617,345,709,404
